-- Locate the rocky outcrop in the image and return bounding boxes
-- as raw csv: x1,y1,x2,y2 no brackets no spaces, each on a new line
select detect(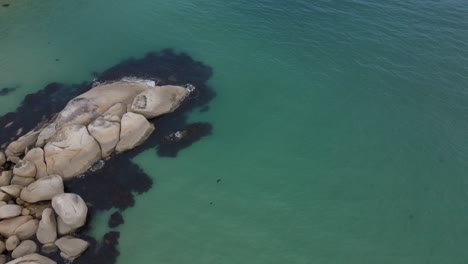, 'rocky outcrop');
0,80,194,262
51,193,87,229
19,176,64,203
55,236,89,260
131,85,189,118
115,112,155,152
44,125,101,178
